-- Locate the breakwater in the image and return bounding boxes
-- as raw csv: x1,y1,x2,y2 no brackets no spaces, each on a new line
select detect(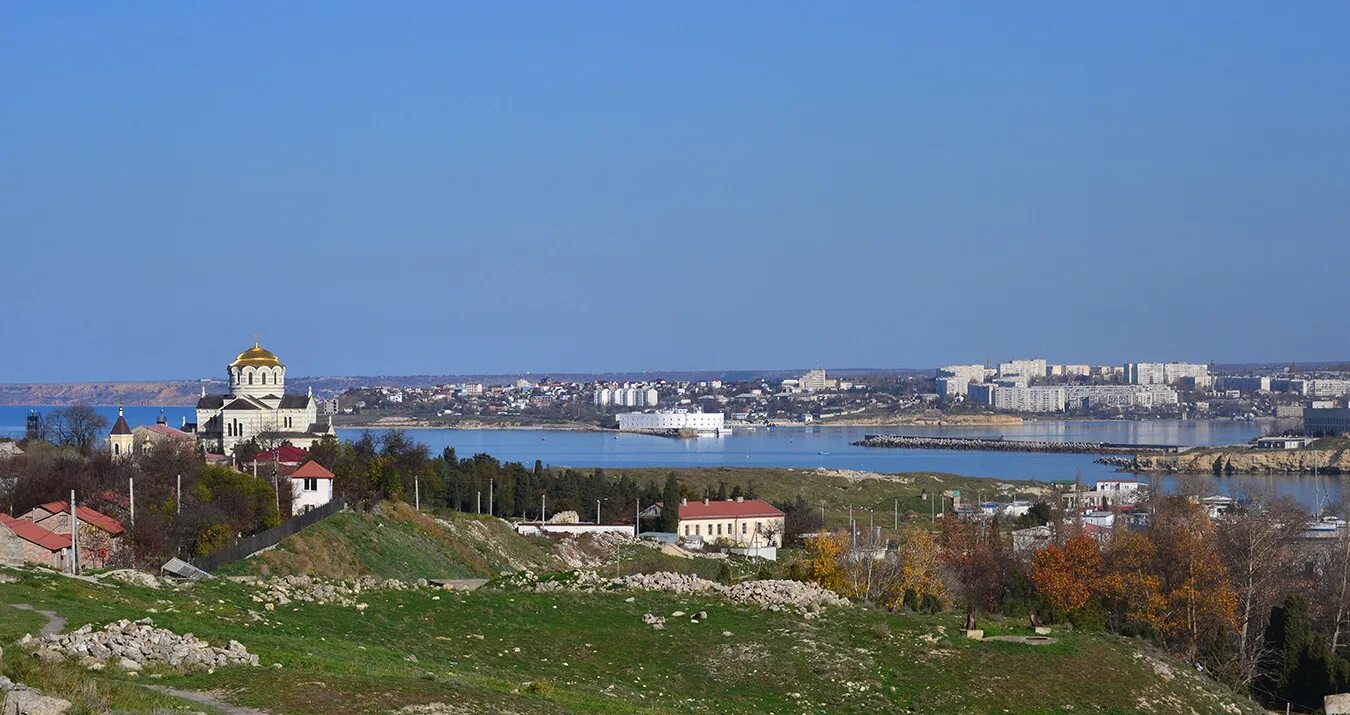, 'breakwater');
852,434,1181,455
